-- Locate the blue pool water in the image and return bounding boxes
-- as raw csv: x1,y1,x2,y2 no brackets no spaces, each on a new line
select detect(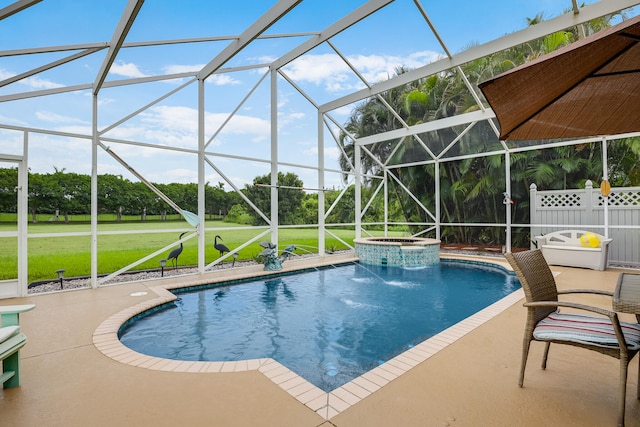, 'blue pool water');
119,261,519,392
